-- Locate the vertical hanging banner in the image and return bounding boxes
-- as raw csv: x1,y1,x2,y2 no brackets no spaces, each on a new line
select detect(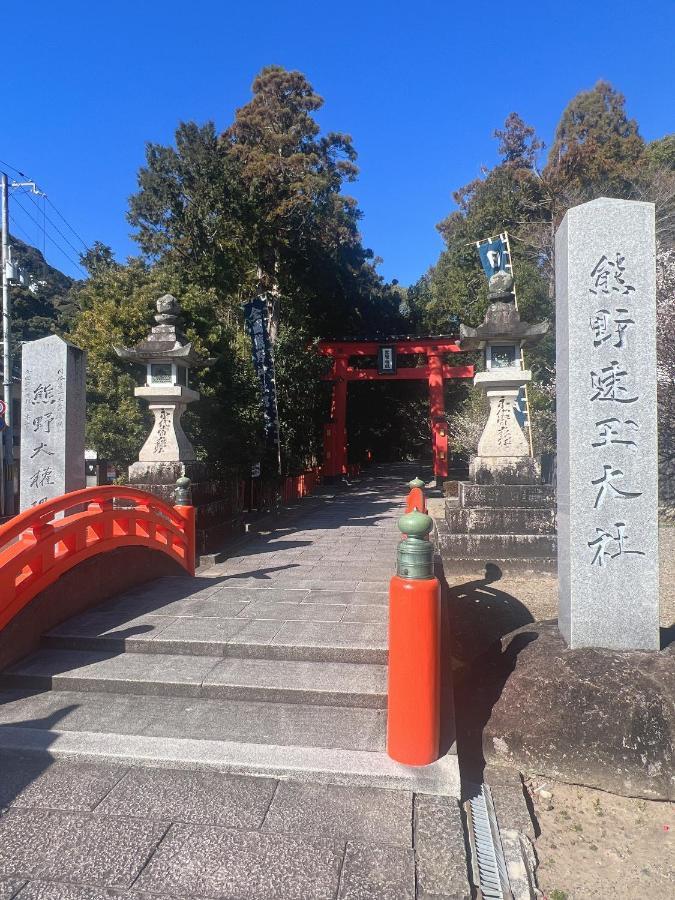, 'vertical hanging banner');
475,232,532,443
243,295,280,446
476,234,509,279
